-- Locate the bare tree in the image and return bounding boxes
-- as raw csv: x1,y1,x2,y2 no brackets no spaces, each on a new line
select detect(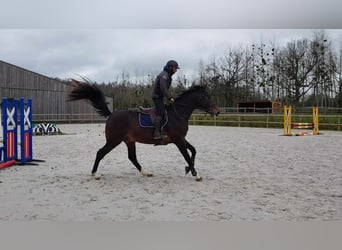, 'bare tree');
310,30,338,107
250,41,276,100
218,47,247,106
275,38,319,105
335,37,342,108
